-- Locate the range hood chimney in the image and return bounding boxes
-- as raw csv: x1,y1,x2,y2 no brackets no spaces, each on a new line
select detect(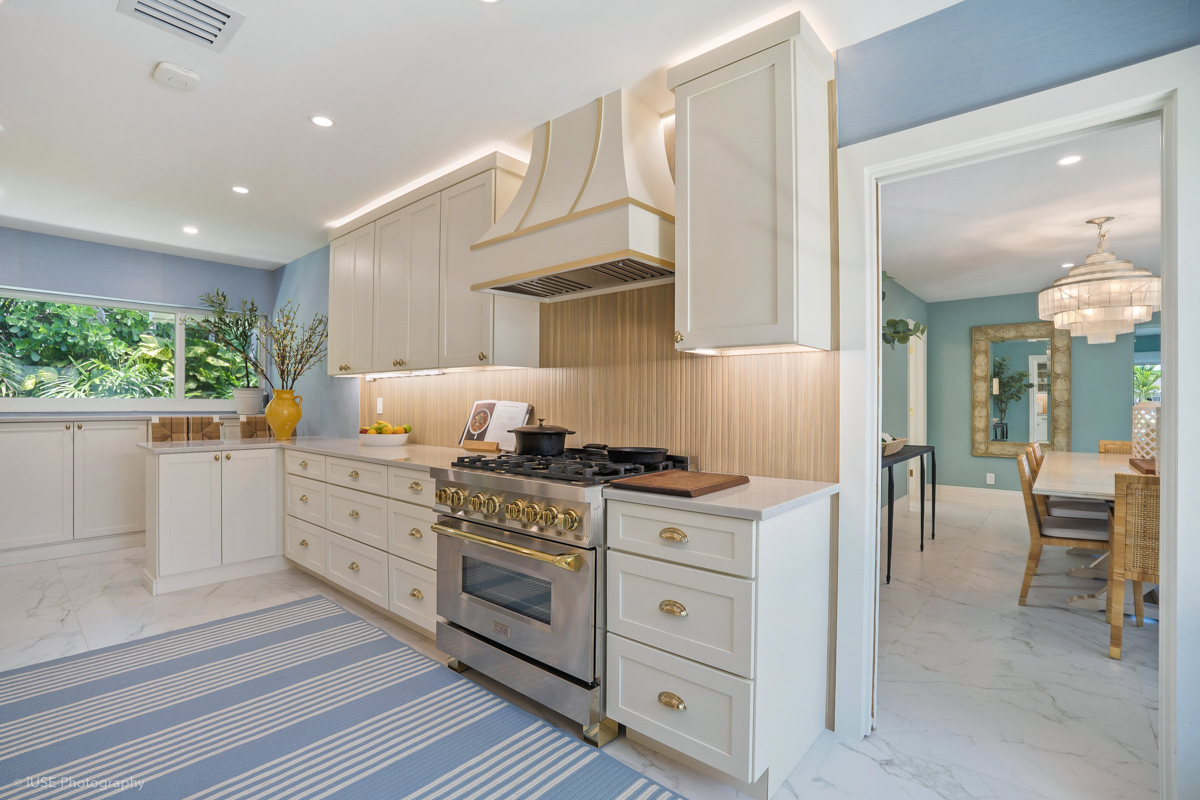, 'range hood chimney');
469,90,675,301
